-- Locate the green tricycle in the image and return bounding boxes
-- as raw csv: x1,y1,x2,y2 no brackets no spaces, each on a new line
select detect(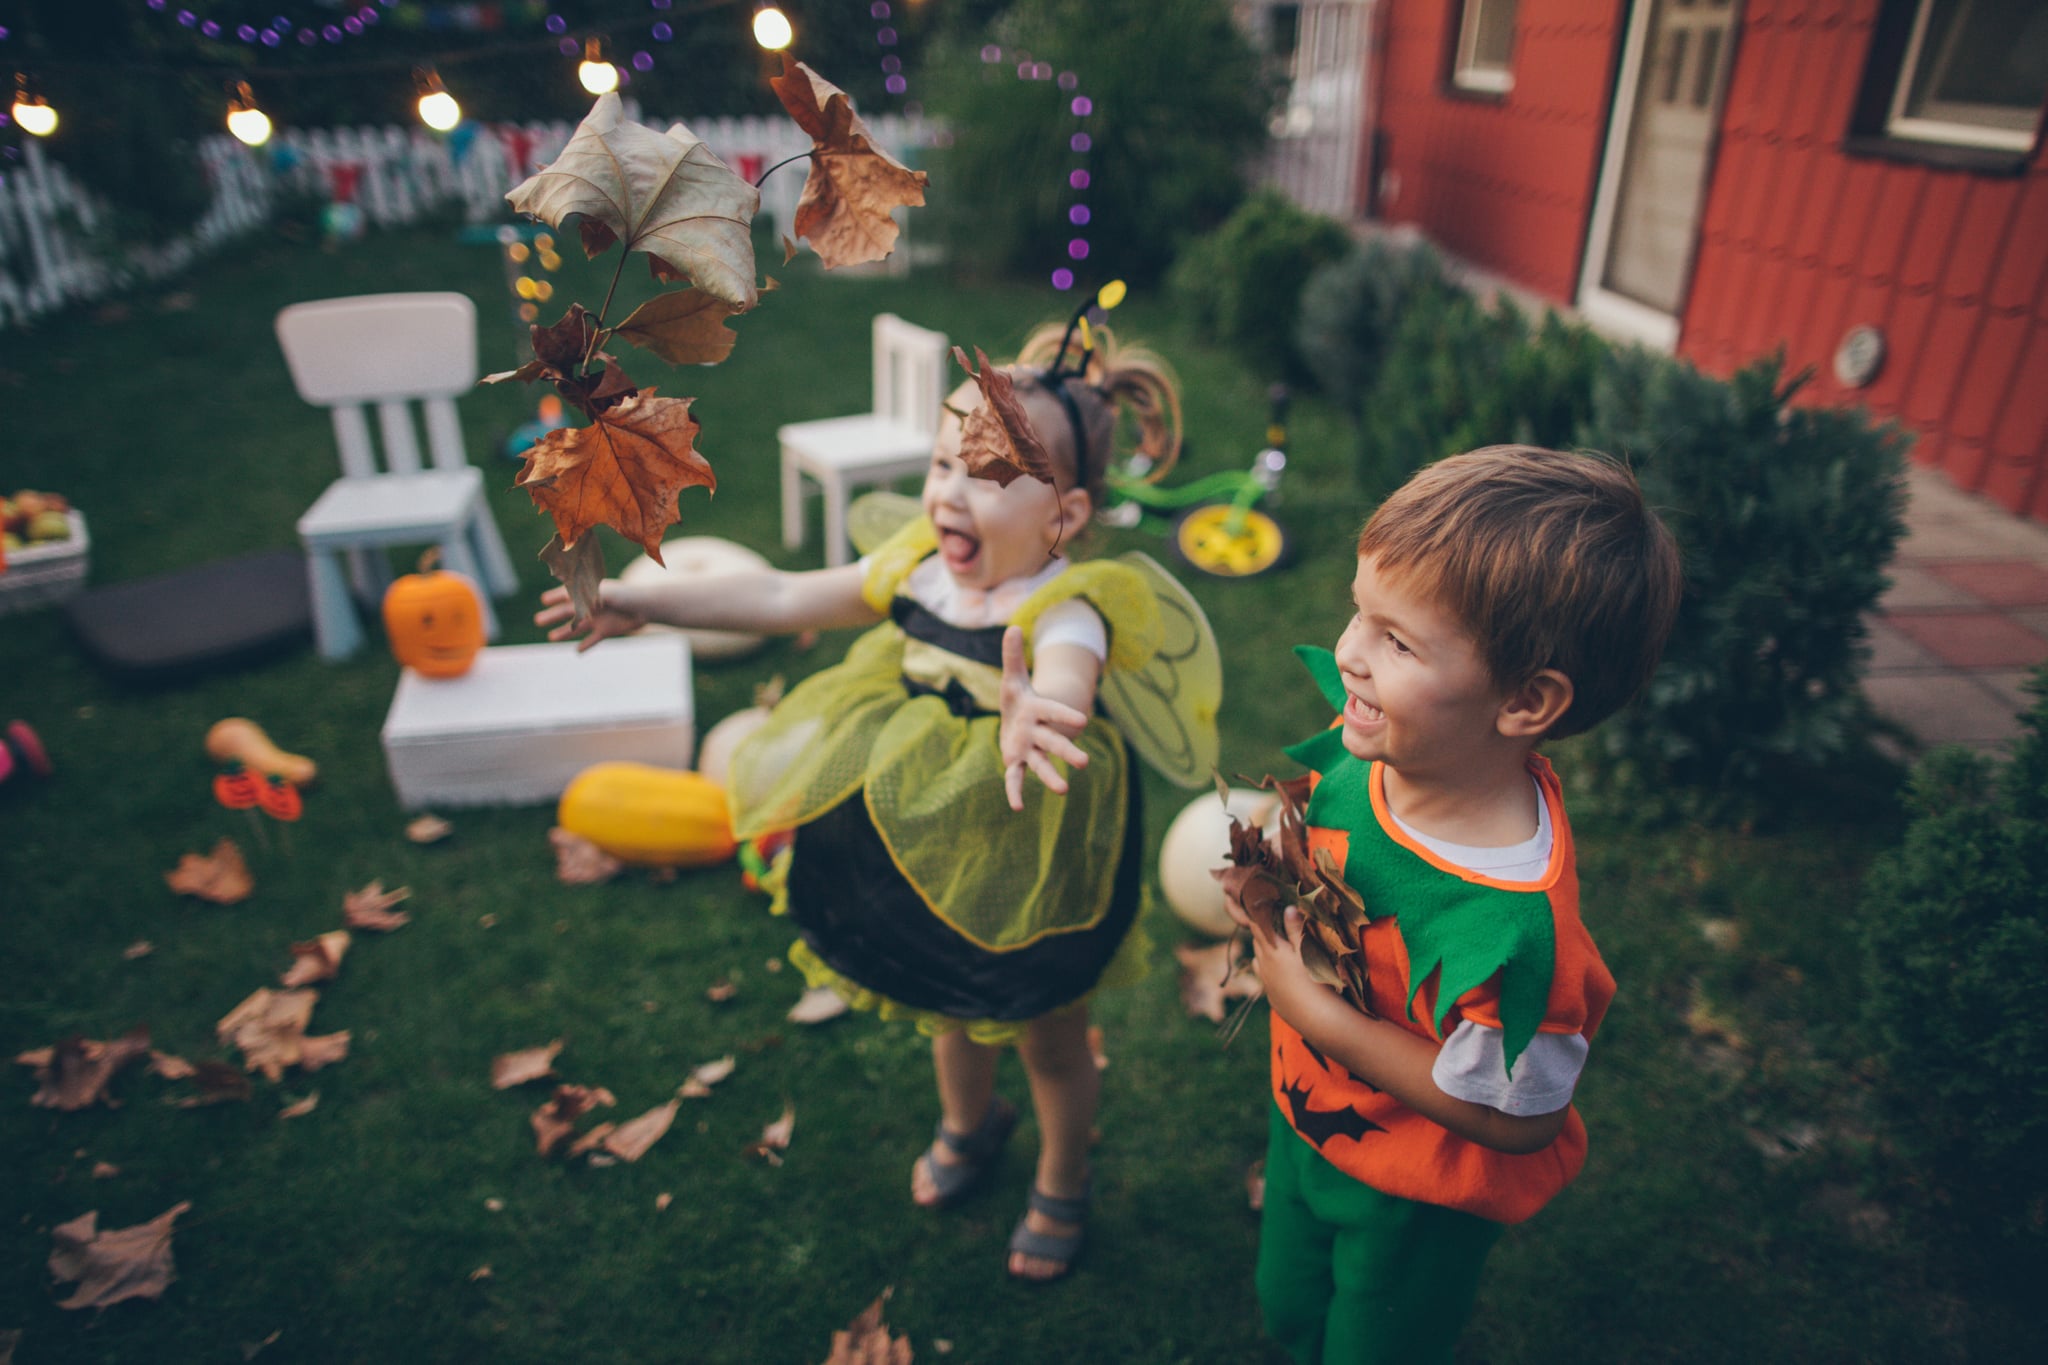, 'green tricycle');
1098,381,1294,578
